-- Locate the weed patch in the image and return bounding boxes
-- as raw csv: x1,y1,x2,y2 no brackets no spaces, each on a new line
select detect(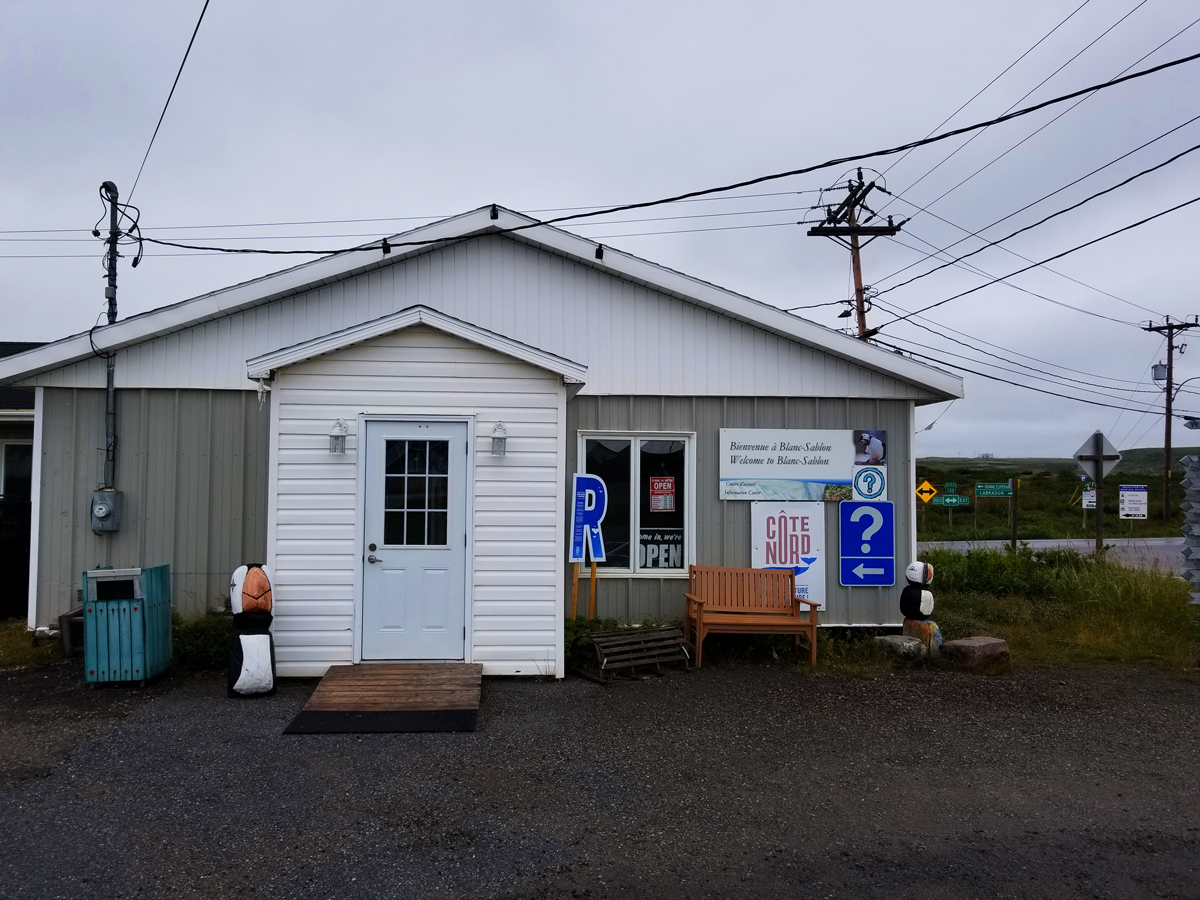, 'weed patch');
0,619,59,669
926,548,1197,667
172,611,233,671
